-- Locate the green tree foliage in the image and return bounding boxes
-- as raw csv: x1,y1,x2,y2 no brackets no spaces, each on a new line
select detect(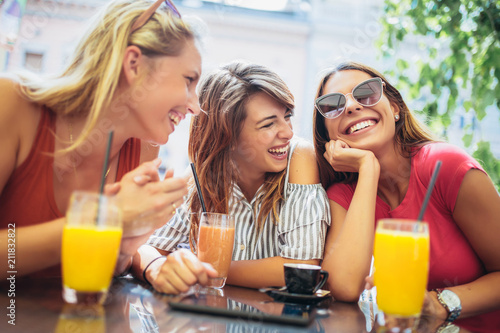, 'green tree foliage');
473,141,500,188
378,0,500,190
